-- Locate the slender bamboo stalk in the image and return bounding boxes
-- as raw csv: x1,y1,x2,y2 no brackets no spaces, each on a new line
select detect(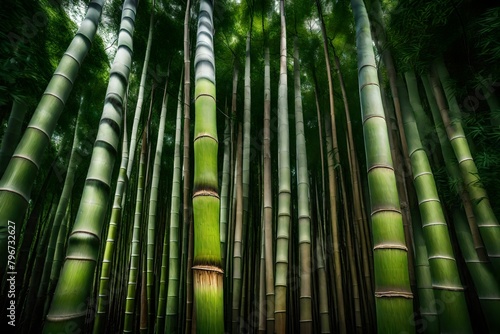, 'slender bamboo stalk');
43,2,137,331
275,1,291,332
351,1,414,332
263,46,275,334
293,36,313,332
126,0,155,178
232,124,243,333
165,73,183,334
147,73,169,328
0,100,27,177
